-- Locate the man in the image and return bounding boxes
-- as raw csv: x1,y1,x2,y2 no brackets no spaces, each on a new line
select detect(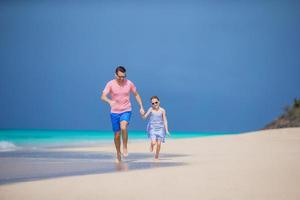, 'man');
101,66,145,163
